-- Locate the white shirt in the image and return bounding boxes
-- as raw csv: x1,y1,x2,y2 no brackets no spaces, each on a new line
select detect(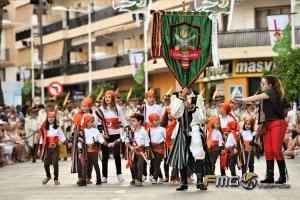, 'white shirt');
39,124,66,144
220,115,234,130
209,129,223,146
100,106,128,136
84,128,105,144
150,126,166,143
125,127,150,147
145,104,163,123
241,130,253,142
78,128,105,149
225,132,237,148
